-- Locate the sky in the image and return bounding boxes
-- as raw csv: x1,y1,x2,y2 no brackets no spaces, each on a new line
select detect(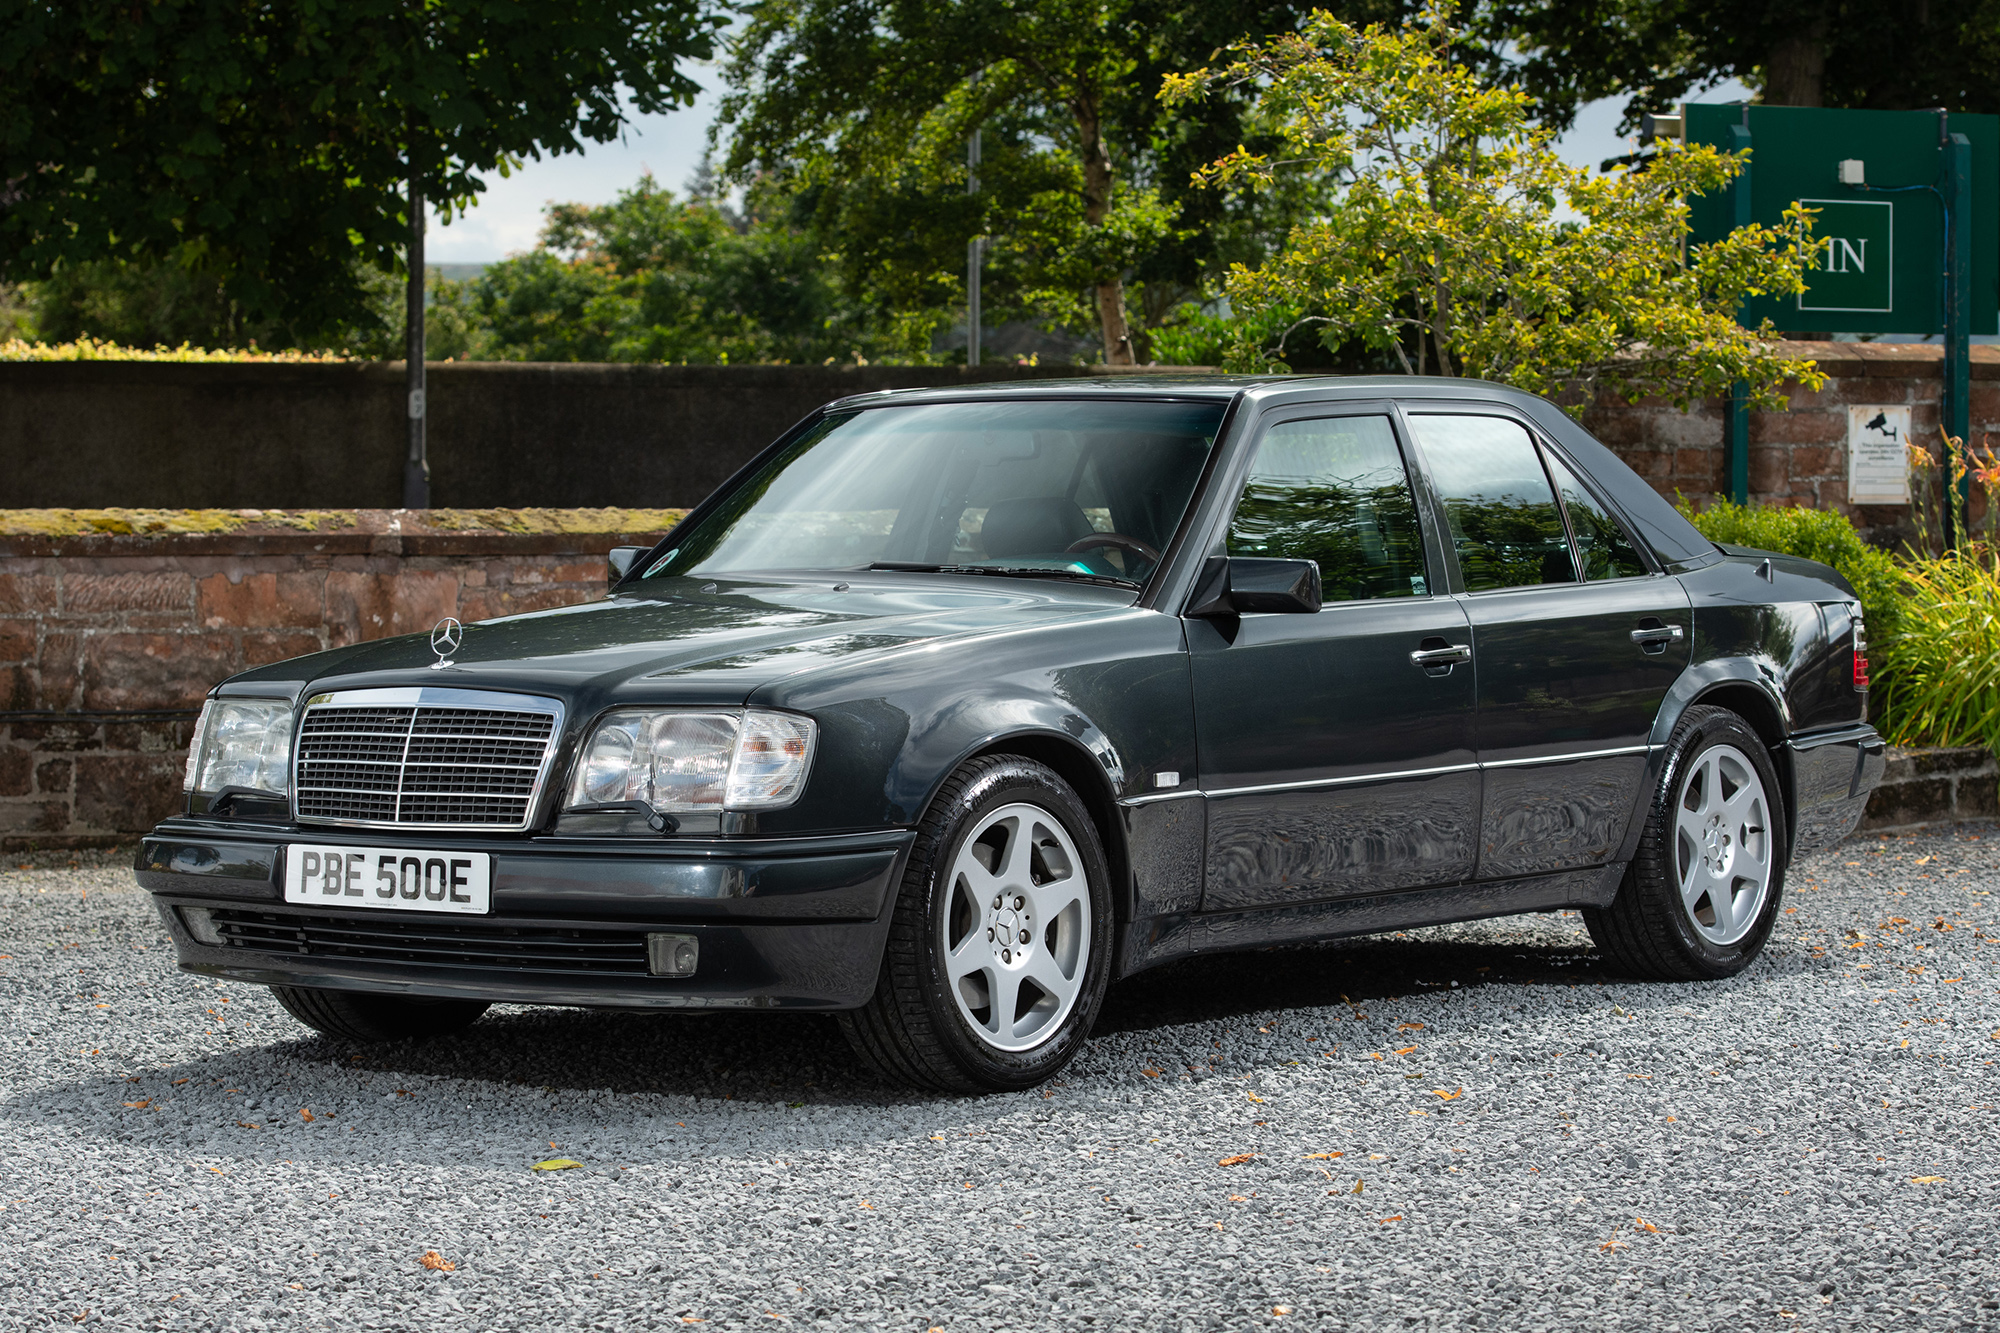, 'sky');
422,77,1757,264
